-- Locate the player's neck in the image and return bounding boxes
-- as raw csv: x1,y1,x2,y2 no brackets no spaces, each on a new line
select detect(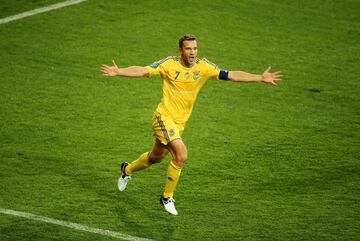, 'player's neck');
180,58,194,68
